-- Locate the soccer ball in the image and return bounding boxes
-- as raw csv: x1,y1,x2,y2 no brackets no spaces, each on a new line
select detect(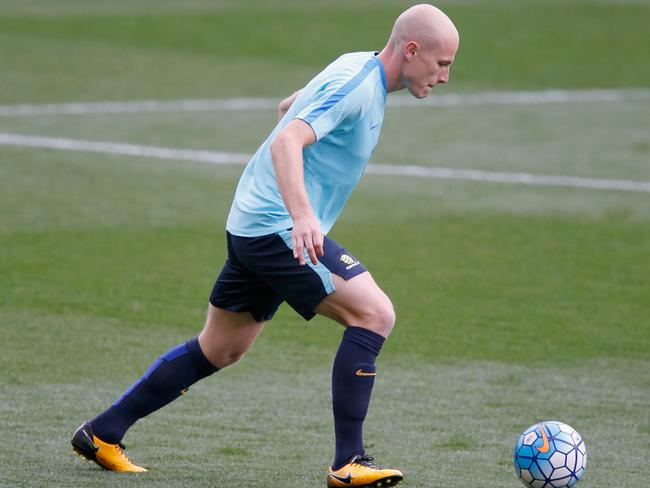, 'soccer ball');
514,421,587,488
